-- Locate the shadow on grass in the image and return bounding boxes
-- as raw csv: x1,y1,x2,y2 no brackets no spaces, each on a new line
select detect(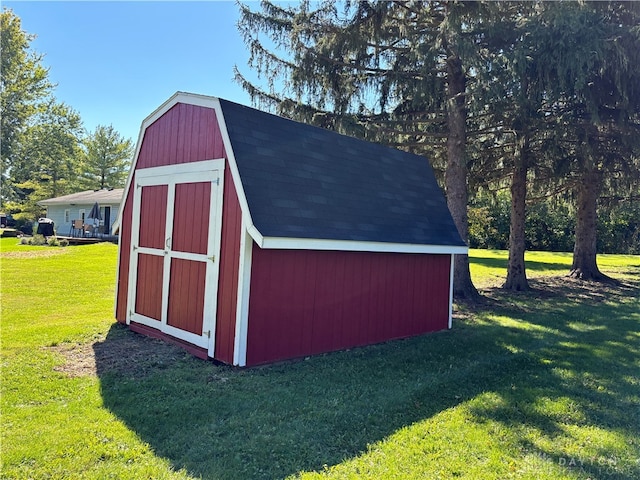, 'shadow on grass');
95,278,639,480
469,254,570,273
466,277,640,479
